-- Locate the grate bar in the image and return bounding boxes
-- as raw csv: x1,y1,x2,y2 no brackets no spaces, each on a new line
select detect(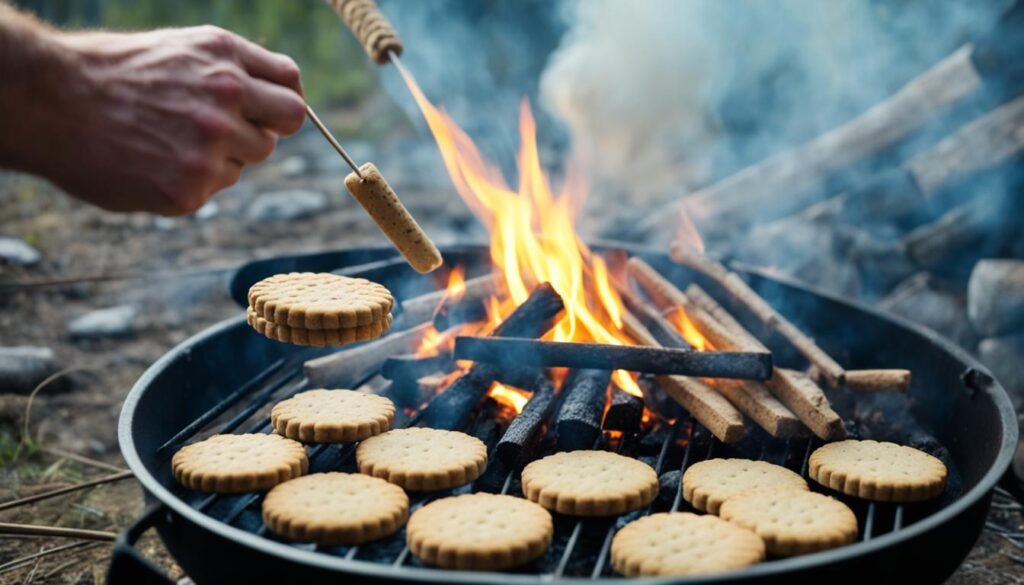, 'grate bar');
553,521,584,579
894,505,905,530
217,373,305,435
862,502,877,540
670,418,697,513
157,358,288,453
